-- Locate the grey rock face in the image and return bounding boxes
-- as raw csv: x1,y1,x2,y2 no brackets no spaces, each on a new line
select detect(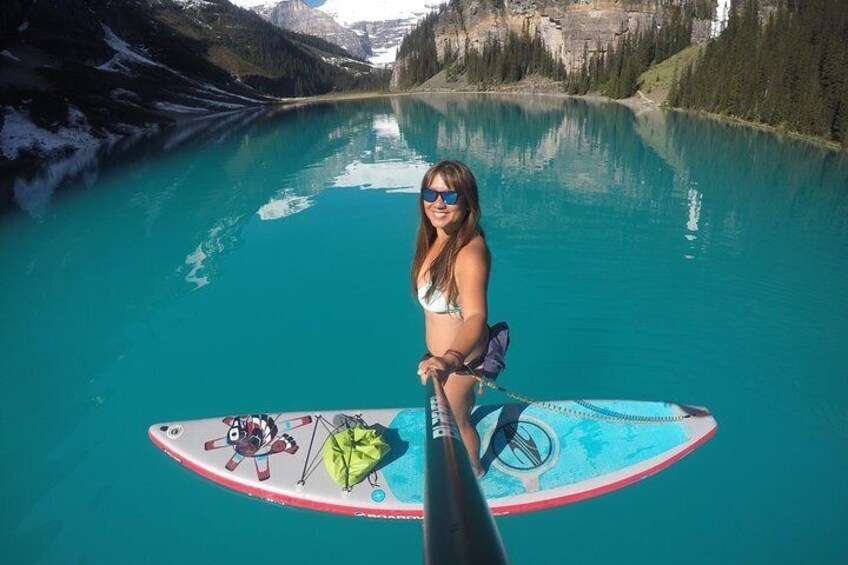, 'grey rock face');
396,0,714,85
254,0,372,60
347,18,419,65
